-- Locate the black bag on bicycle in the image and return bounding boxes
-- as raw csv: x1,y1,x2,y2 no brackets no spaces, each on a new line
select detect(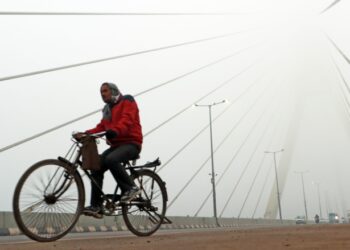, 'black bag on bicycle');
81,136,101,171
